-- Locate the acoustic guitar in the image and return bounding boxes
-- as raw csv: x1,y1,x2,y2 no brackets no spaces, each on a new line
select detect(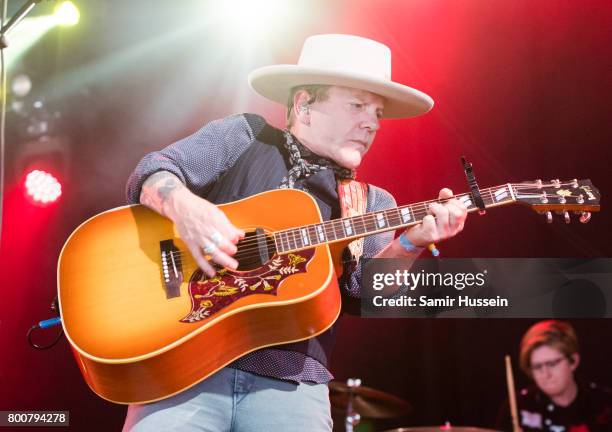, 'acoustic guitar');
57,179,600,404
